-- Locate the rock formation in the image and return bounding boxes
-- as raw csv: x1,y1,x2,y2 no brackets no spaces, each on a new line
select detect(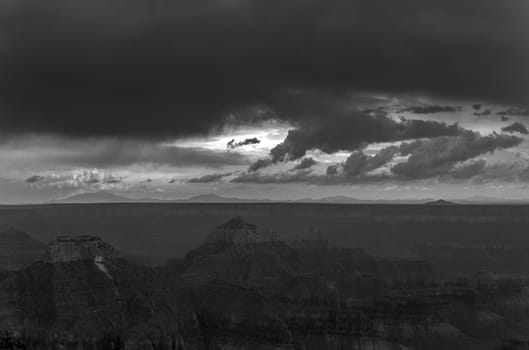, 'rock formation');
206,216,276,244
0,218,528,349
44,235,120,263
